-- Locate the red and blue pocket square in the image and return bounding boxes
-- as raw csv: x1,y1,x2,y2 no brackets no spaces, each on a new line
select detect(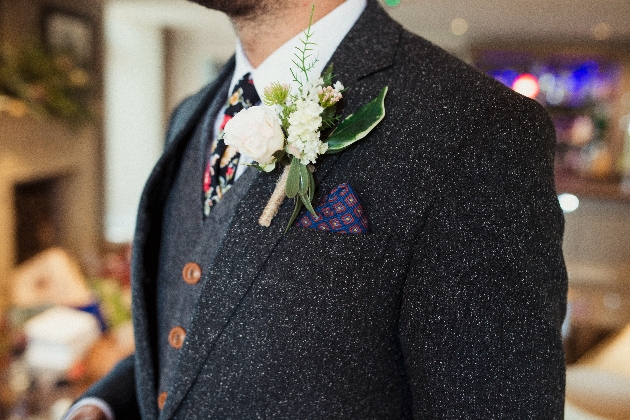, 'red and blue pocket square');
294,183,368,234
